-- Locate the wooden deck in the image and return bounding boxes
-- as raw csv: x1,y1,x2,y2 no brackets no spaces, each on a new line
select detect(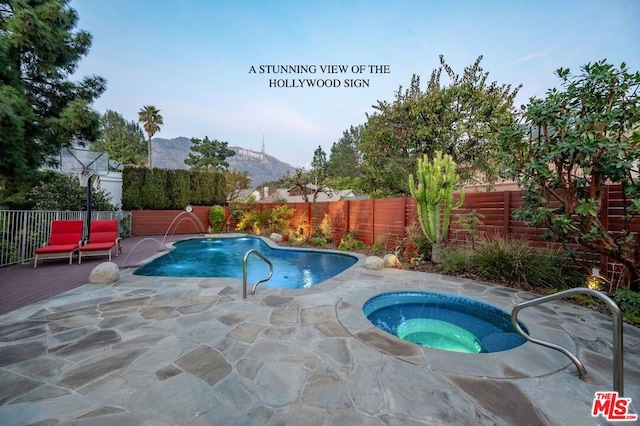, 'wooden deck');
0,235,195,316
